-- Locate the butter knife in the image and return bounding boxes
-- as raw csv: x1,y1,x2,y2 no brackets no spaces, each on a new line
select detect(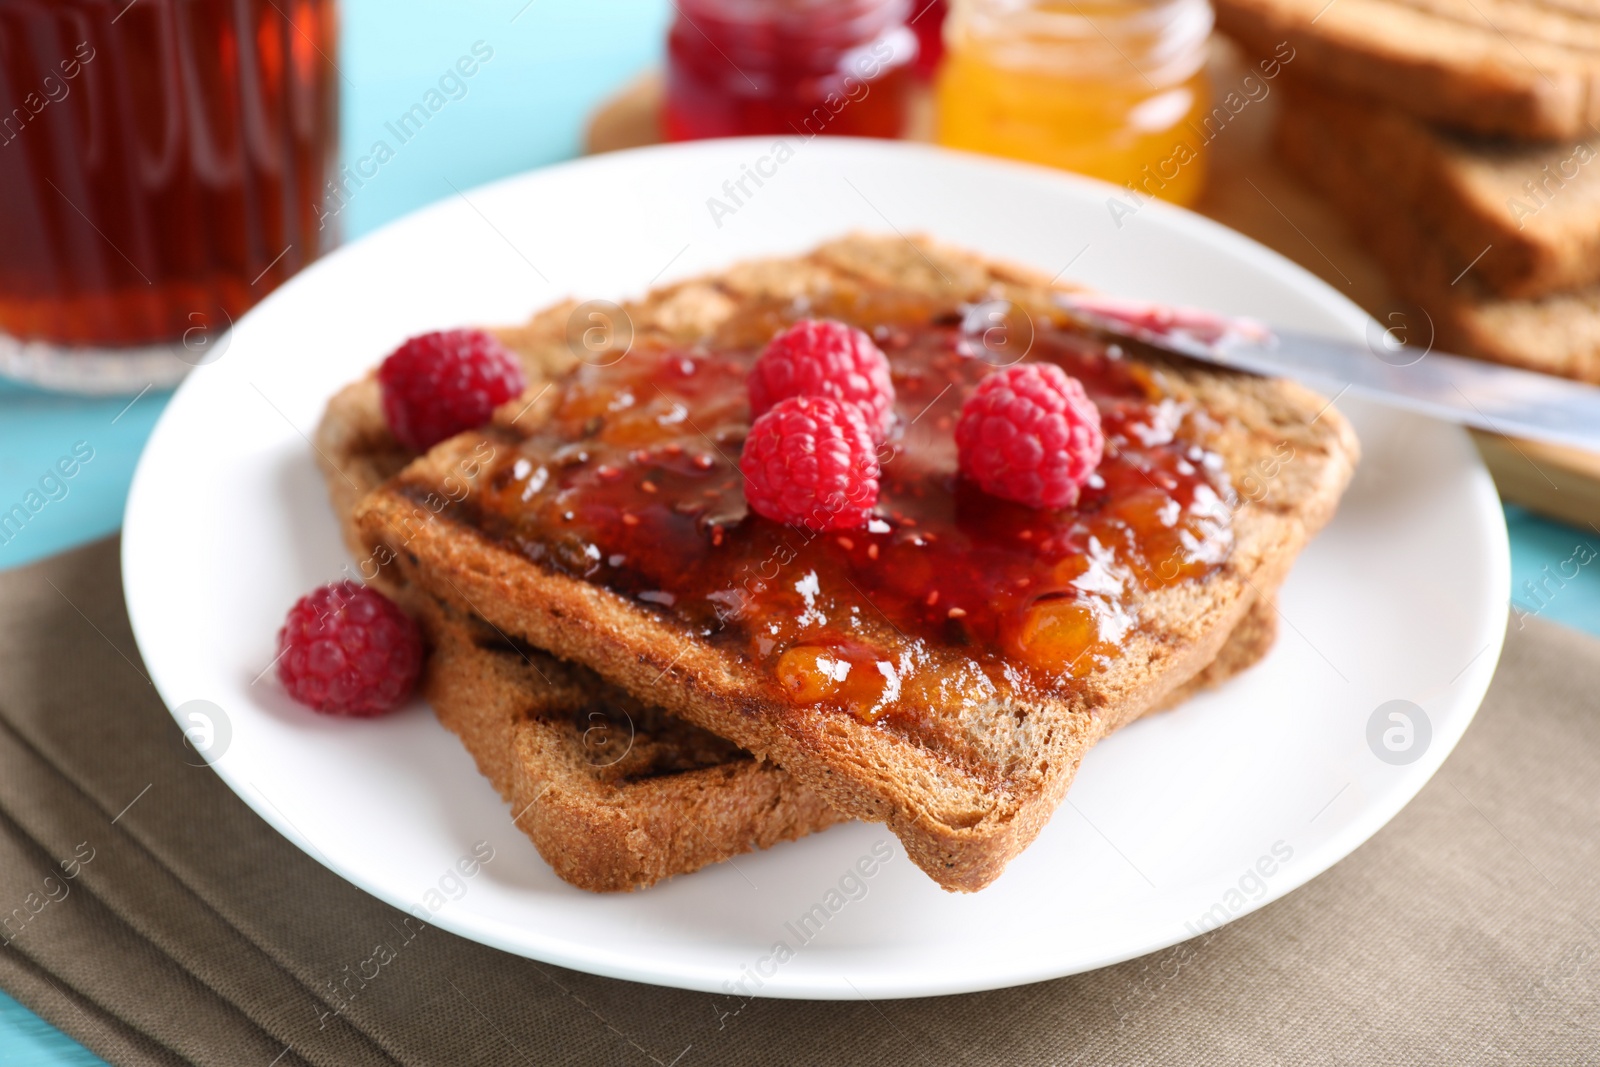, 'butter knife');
1056,294,1600,454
